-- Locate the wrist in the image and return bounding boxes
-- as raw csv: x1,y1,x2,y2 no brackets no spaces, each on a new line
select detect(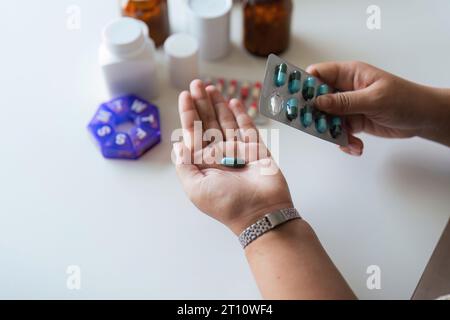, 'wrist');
227,201,294,236
418,87,450,146
244,218,315,253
